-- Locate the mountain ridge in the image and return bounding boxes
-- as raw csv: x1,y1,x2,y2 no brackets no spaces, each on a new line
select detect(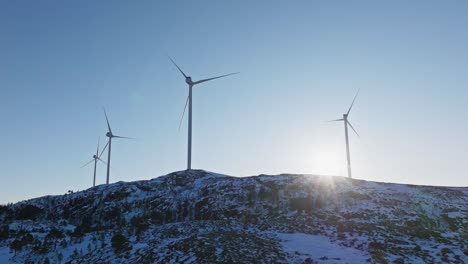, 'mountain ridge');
0,170,466,263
